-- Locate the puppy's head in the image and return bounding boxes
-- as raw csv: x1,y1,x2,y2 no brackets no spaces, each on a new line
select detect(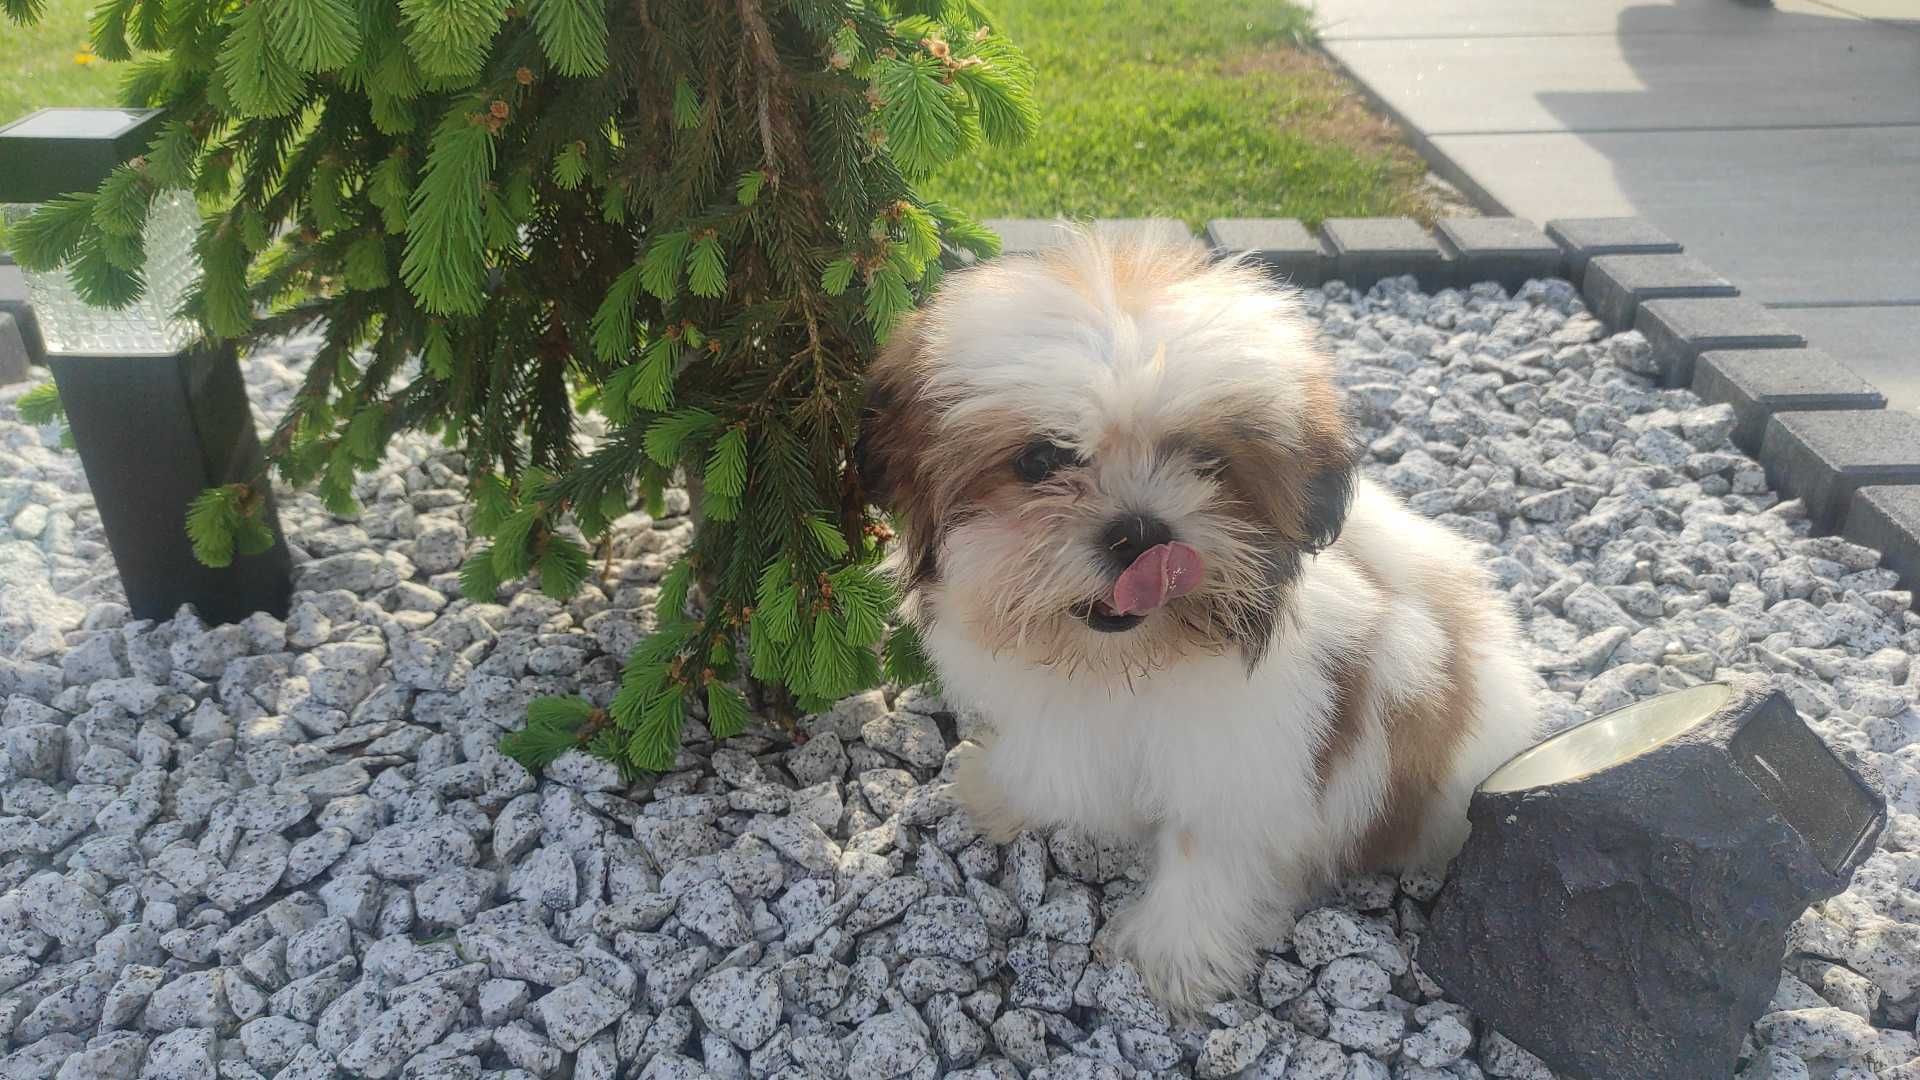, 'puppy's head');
859,230,1356,676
